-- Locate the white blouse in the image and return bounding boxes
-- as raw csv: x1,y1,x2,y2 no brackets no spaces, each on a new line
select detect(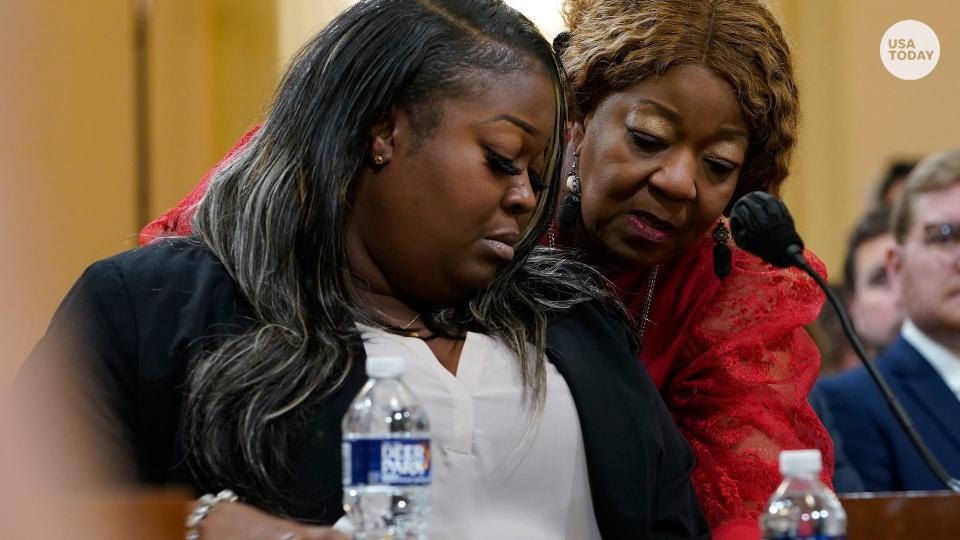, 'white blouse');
359,325,602,540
